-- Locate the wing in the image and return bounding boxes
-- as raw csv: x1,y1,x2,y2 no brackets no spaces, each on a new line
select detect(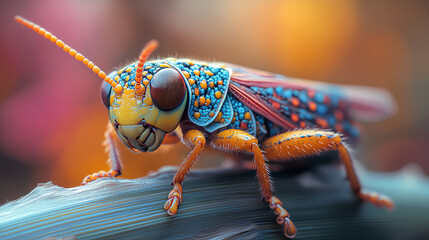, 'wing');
227,64,397,139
